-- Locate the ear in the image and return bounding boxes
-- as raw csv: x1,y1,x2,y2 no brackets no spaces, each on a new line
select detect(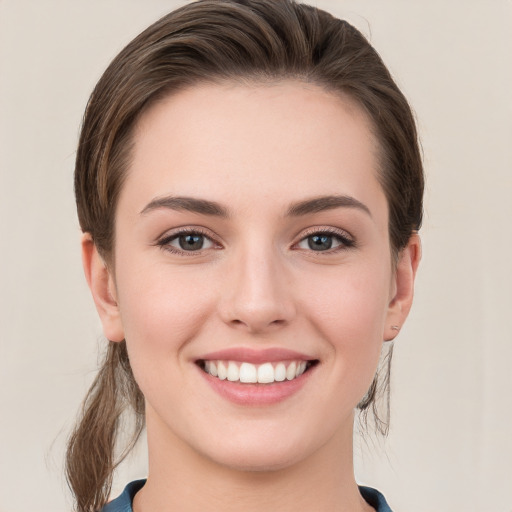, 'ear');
81,233,125,342
384,233,421,341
